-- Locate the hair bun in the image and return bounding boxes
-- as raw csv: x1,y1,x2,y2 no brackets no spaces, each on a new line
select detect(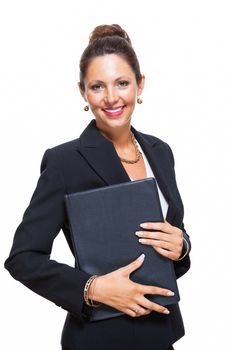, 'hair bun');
89,24,131,45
